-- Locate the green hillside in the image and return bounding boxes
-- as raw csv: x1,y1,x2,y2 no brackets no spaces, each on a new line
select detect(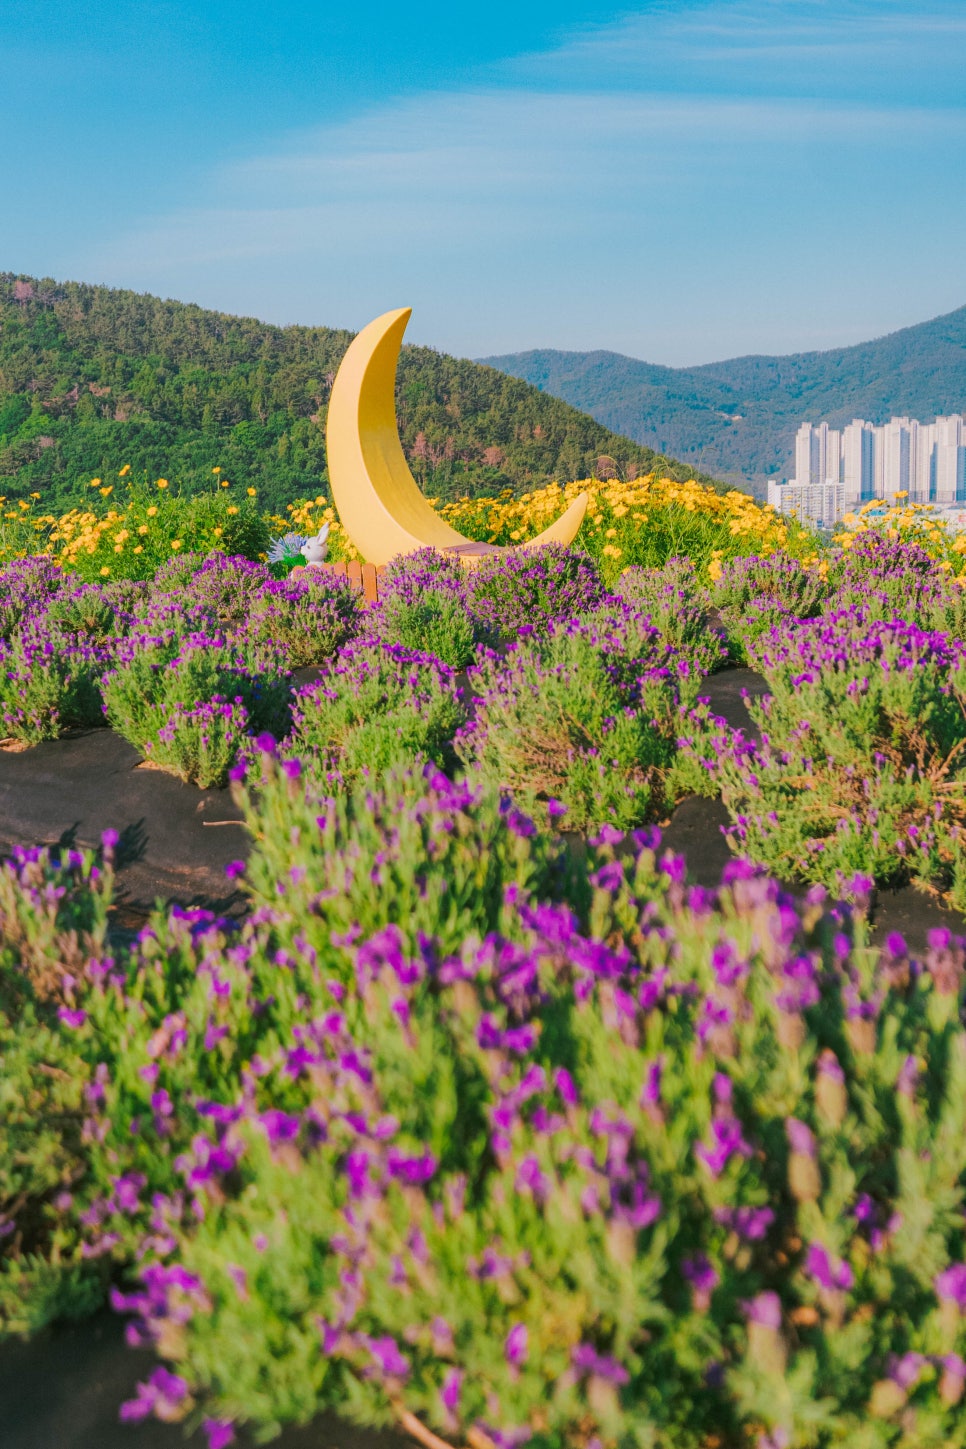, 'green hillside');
483,303,966,488
0,274,710,516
